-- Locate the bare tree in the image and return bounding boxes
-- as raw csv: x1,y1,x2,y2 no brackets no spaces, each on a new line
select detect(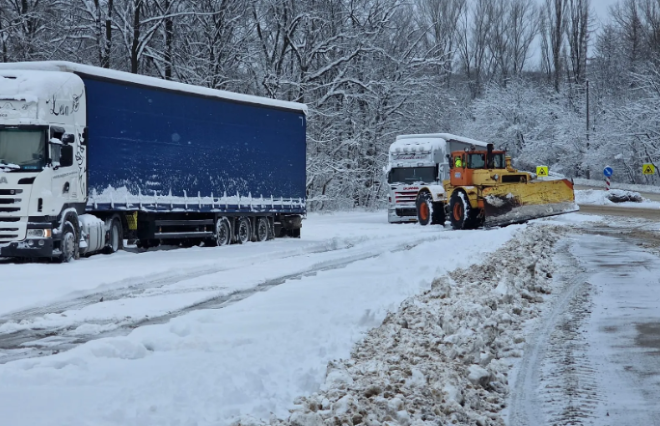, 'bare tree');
565,0,591,84
416,0,466,82
540,0,568,91
611,0,647,73
457,0,495,97
507,0,537,77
